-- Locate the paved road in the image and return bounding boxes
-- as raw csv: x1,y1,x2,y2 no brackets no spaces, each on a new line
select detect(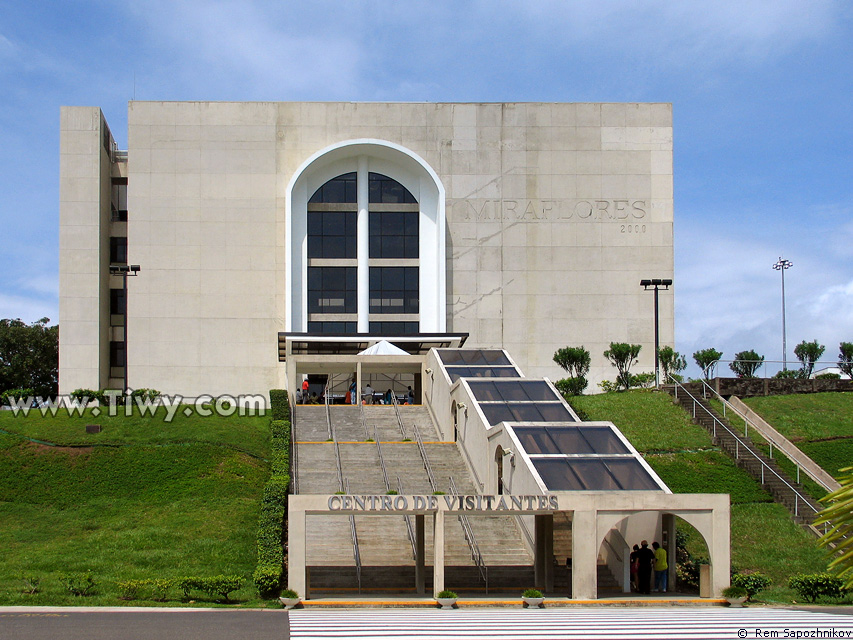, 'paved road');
0,608,290,640
289,607,853,640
